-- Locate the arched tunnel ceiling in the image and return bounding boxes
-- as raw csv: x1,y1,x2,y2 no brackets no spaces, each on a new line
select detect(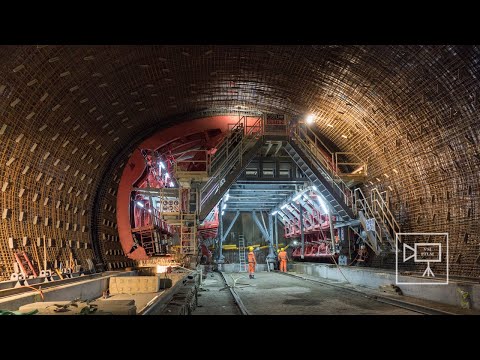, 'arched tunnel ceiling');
0,45,479,277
